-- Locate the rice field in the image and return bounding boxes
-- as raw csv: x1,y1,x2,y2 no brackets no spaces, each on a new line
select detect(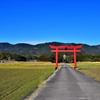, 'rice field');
69,62,100,81
0,62,55,100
